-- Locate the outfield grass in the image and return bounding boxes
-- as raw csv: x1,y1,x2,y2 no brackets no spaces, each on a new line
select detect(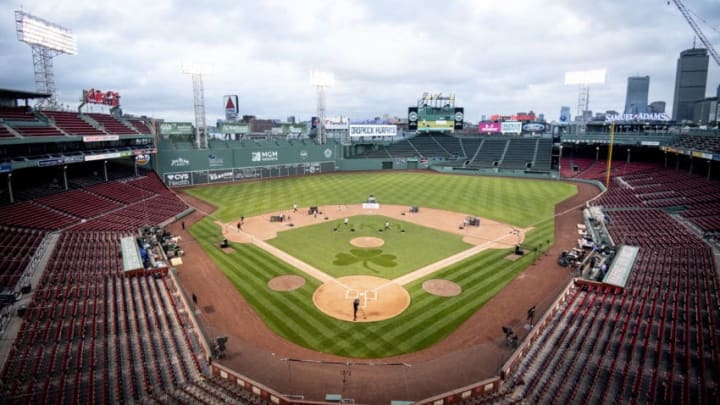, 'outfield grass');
268,215,472,279
185,172,576,228
186,172,577,357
